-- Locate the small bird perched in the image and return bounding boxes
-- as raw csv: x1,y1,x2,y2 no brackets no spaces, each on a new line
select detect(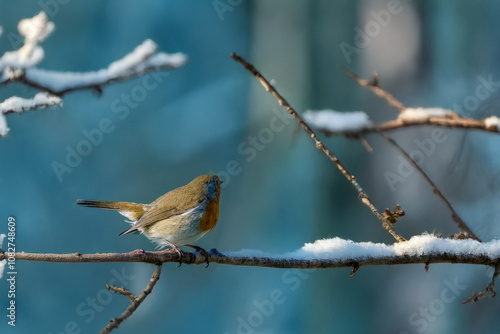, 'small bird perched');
76,174,221,263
